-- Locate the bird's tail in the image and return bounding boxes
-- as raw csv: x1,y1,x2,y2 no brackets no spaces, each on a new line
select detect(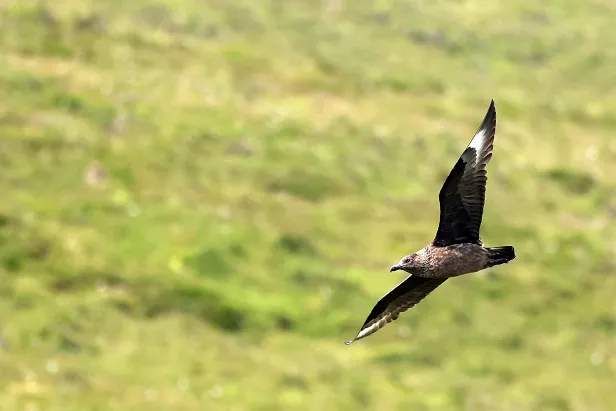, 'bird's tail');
486,246,516,267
